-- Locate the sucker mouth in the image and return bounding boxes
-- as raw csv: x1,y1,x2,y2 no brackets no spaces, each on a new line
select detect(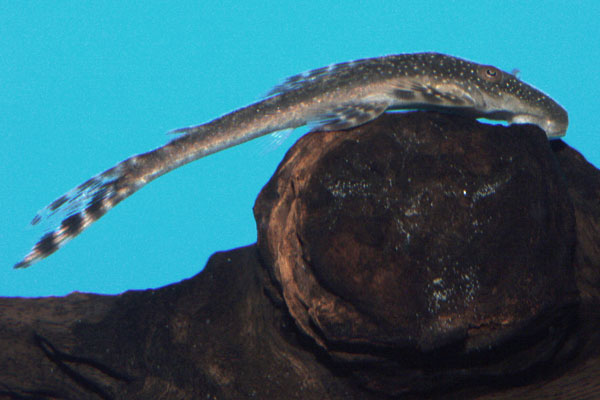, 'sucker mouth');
510,114,567,138
543,119,568,138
